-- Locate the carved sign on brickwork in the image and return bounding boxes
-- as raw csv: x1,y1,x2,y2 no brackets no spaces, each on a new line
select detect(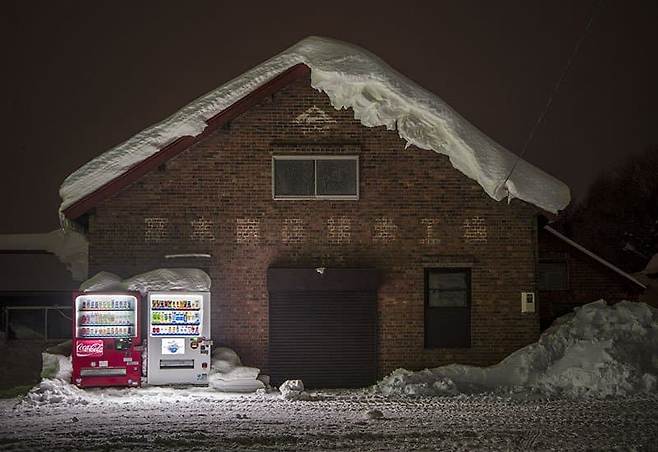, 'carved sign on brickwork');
190,217,215,242
373,217,398,243
293,105,337,134
463,216,488,244
144,217,168,243
420,218,440,245
327,217,351,244
281,218,306,244
236,218,260,244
